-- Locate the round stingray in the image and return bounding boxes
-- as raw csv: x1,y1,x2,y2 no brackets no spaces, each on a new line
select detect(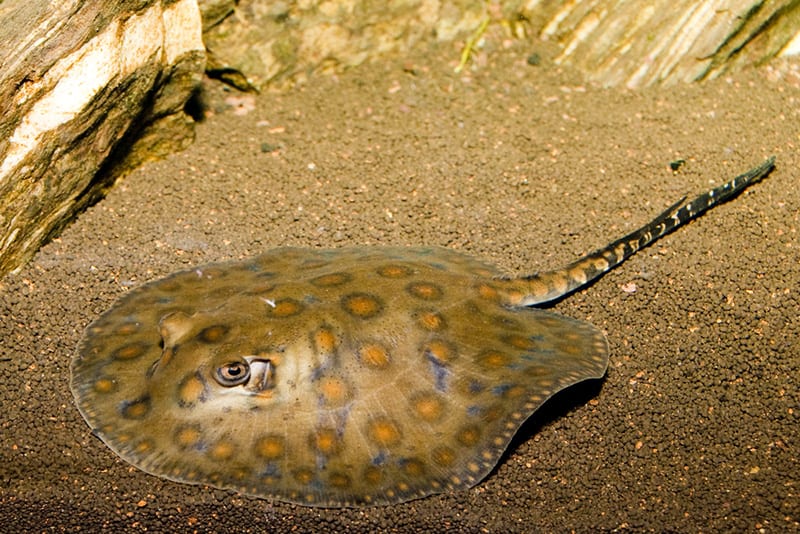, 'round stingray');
71,246,608,507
